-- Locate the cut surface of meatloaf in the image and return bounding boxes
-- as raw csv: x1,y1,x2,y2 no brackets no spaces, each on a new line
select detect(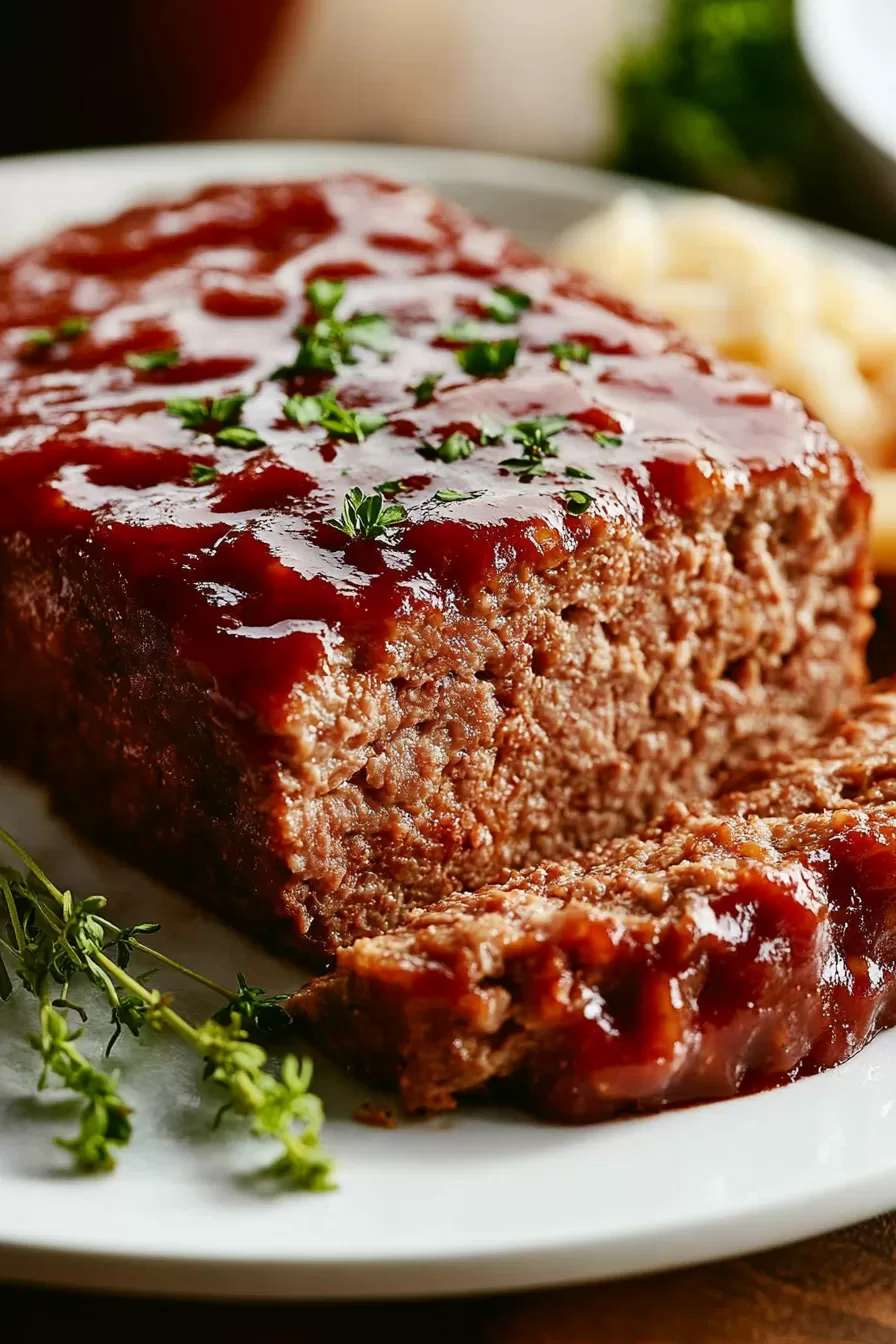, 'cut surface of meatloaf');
290,681,896,1119
0,175,873,959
